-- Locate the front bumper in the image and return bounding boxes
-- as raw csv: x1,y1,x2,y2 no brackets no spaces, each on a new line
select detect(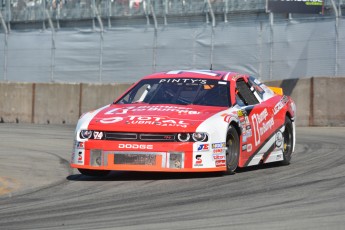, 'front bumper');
70,140,227,172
